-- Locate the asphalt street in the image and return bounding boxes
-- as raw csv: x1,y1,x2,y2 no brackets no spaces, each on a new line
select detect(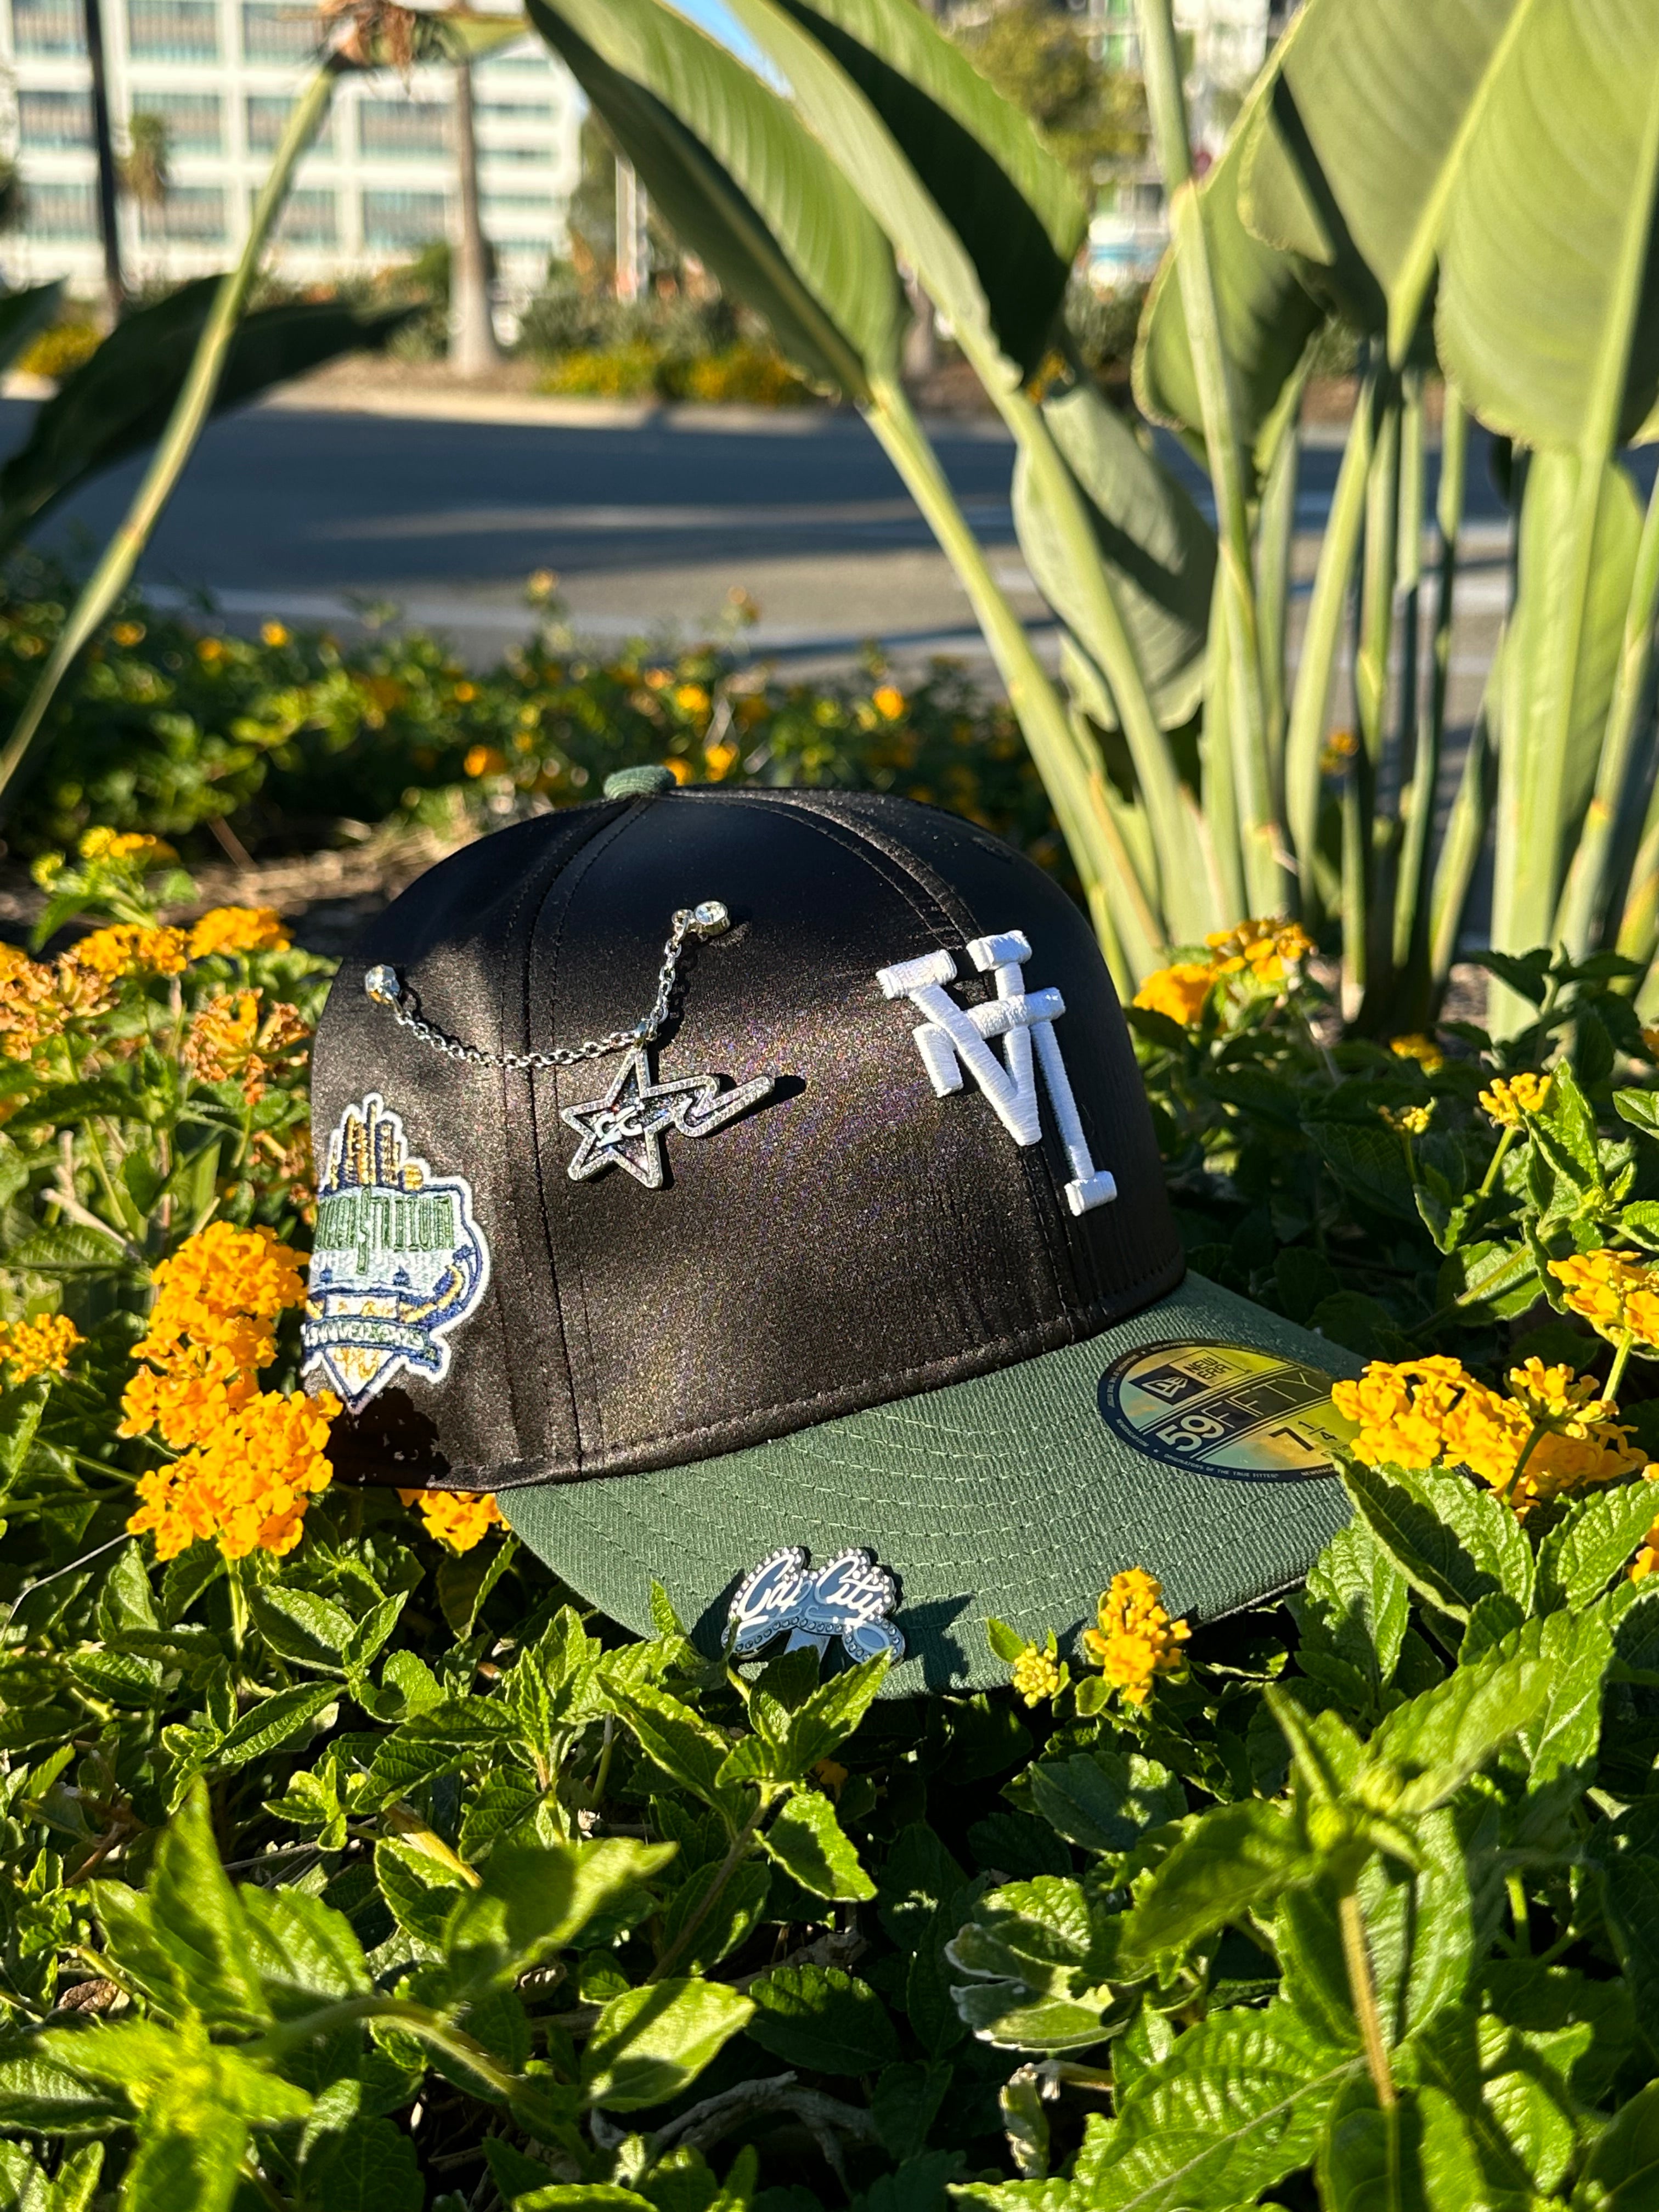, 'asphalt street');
1,393,1516,686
